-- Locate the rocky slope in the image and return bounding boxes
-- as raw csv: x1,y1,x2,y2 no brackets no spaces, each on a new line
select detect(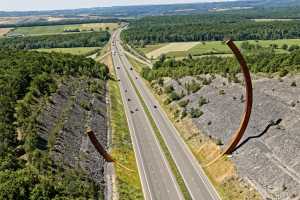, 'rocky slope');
37,77,108,191
163,74,300,200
